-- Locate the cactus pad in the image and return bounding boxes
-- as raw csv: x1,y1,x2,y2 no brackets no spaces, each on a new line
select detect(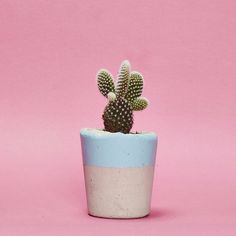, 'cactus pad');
116,60,130,98
131,97,149,111
125,72,144,102
97,69,115,97
103,98,133,133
